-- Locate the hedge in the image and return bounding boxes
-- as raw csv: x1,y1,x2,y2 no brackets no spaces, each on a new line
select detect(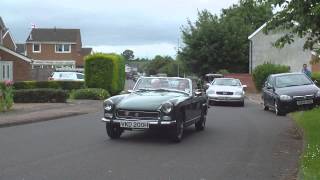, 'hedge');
311,72,320,87
13,89,68,103
85,53,125,95
13,81,85,90
70,88,110,100
252,63,290,91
